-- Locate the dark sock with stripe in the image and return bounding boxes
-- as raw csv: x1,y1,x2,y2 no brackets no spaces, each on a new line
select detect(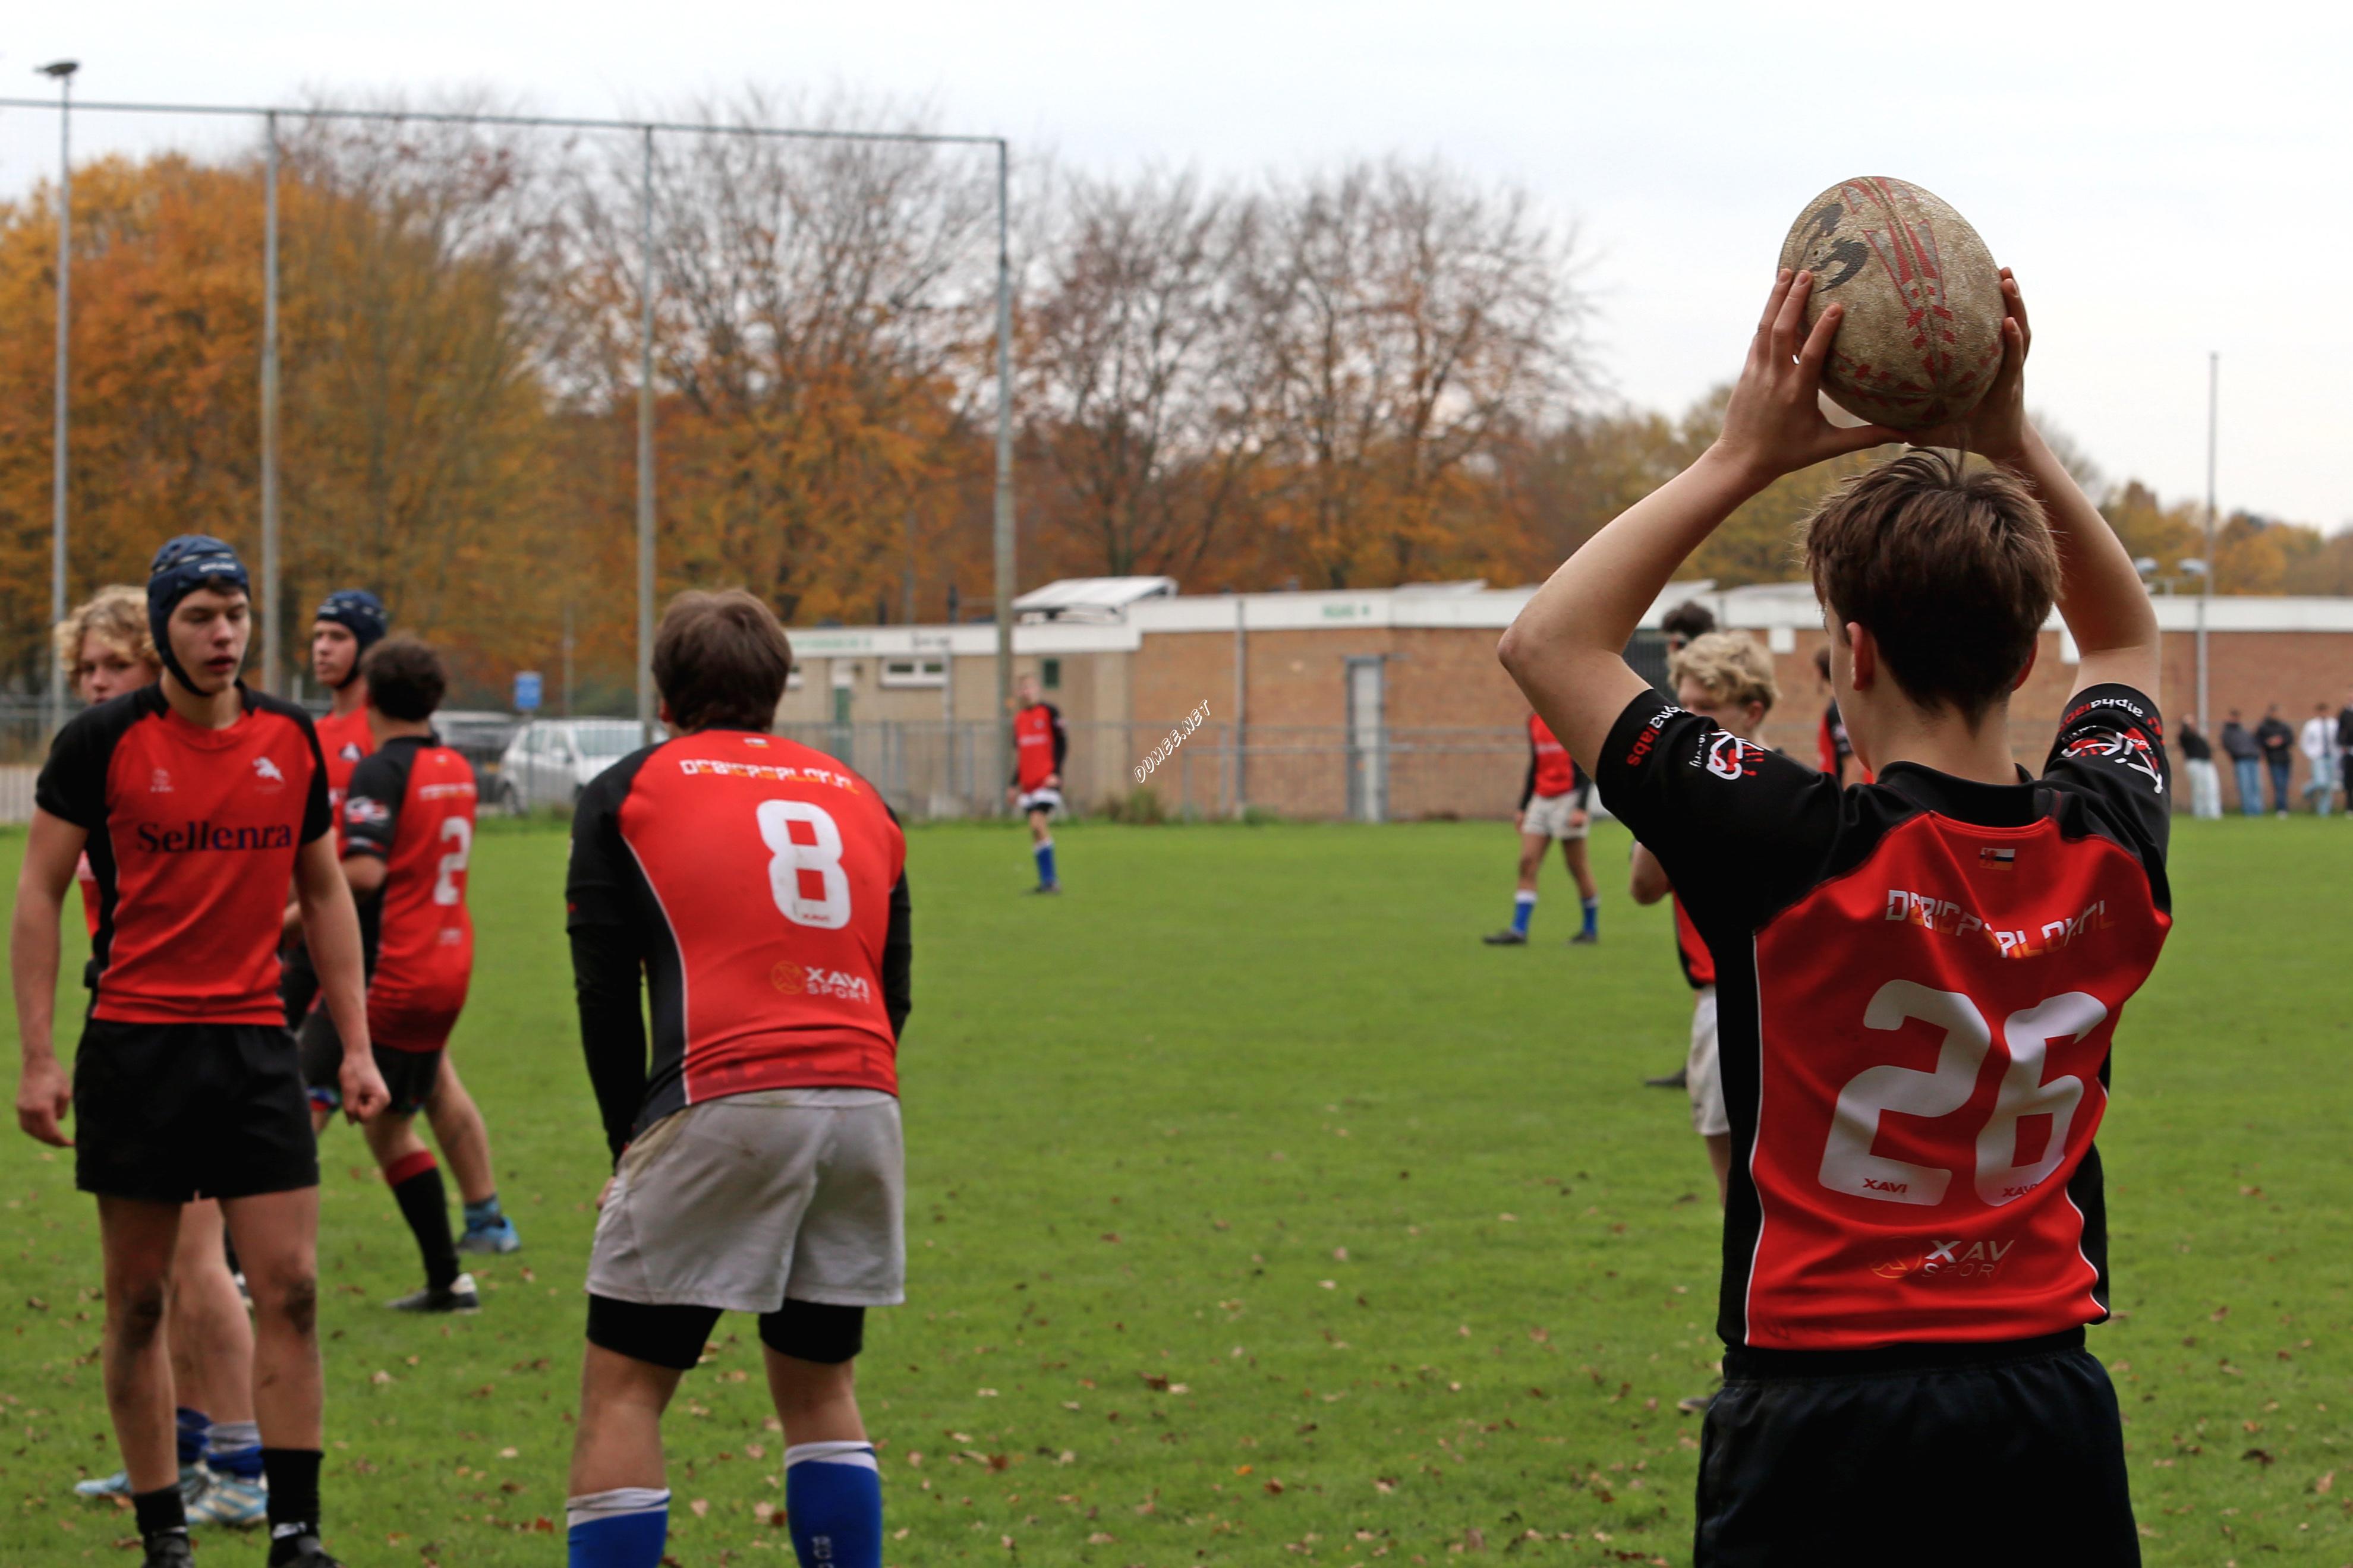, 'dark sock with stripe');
386,1150,460,1291
133,1484,188,1548
263,1447,322,1558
